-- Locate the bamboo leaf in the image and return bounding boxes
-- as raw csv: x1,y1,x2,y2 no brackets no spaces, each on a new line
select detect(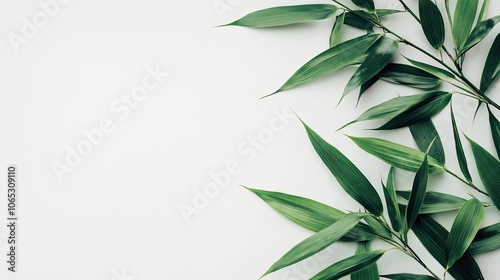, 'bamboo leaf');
477,0,490,25
303,122,384,216
412,215,484,280
419,0,445,49
451,104,473,182
446,198,485,269
452,0,479,50
310,250,384,280
405,154,429,235
480,33,500,93
330,12,345,47
351,0,375,13
344,9,401,30
467,136,500,210
378,64,441,89
469,222,500,255
225,4,338,27
342,37,398,99
405,57,456,82
397,191,466,214
351,241,379,280
263,213,366,276
348,136,445,173
489,108,500,158
272,34,380,94
409,119,446,164
381,273,438,280
457,16,500,58
383,167,402,232
364,215,391,239
358,75,379,102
